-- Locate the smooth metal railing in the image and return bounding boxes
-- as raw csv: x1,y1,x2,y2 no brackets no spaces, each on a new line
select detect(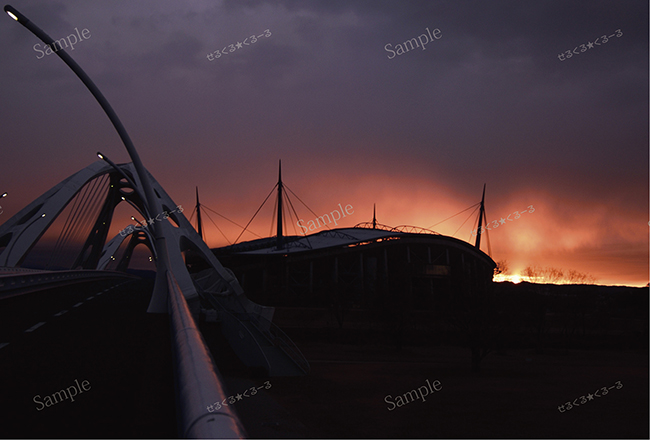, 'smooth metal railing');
167,270,246,439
